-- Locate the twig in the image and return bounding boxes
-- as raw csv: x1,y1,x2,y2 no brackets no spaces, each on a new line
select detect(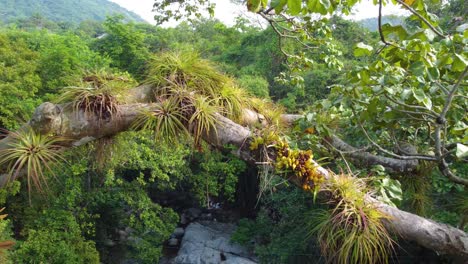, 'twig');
358,123,437,161
395,0,447,38
384,94,438,117
433,66,468,187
